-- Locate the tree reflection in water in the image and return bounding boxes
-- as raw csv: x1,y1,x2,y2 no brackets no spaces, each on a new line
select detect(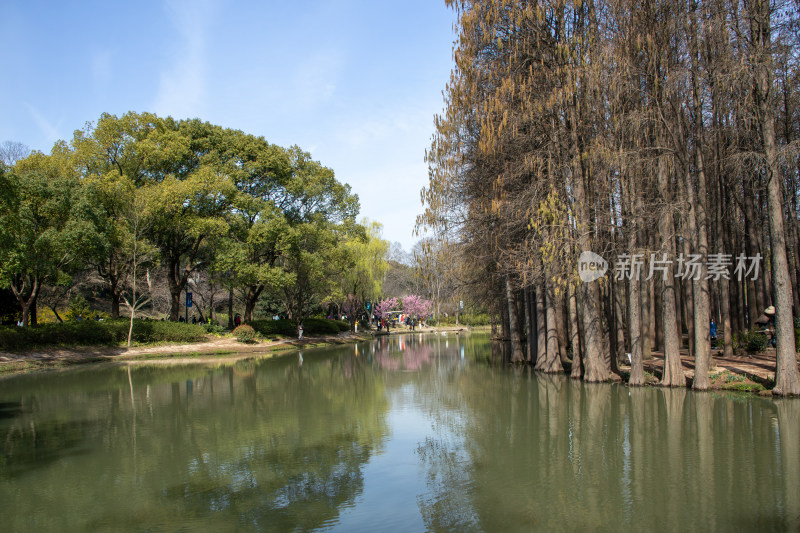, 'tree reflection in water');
0,353,389,531
408,344,800,532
